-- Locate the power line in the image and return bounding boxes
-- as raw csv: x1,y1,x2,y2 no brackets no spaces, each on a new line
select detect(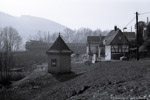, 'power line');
139,12,150,15
124,16,136,28
124,12,150,28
